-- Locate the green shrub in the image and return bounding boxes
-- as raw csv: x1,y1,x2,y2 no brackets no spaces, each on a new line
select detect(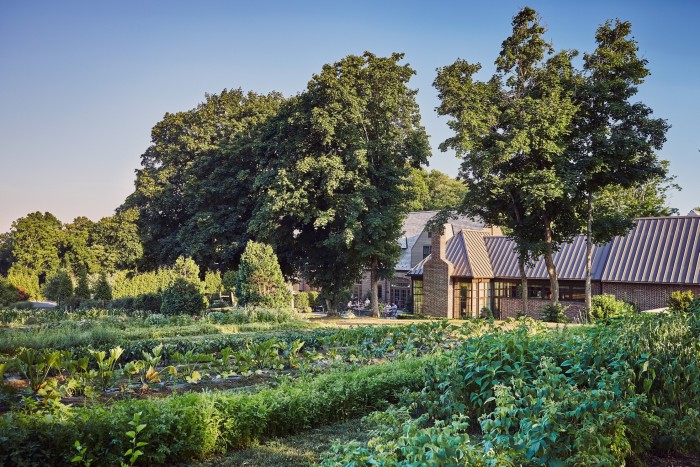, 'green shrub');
43,270,74,305
74,270,91,299
0,357,430,465
7,266,41,301
93,272,113,301
0,277,20,306
134,292,162,313
236,241,292,308
294,291,318,312
161,278,206,316
541,303,568,323
590,293,636,320
667,290,694,312
204,270,222,295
